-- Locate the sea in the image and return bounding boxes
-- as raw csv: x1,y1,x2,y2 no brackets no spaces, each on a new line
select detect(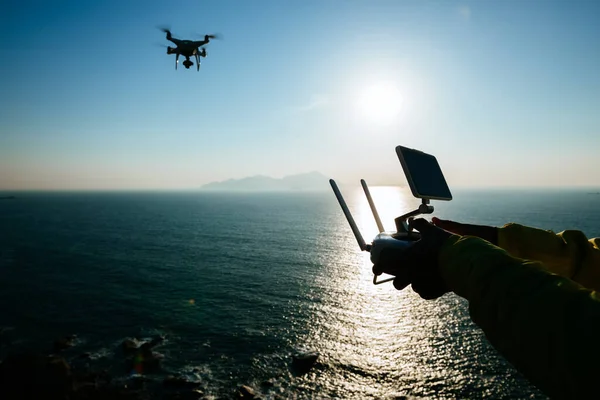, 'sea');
1,186,599,399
